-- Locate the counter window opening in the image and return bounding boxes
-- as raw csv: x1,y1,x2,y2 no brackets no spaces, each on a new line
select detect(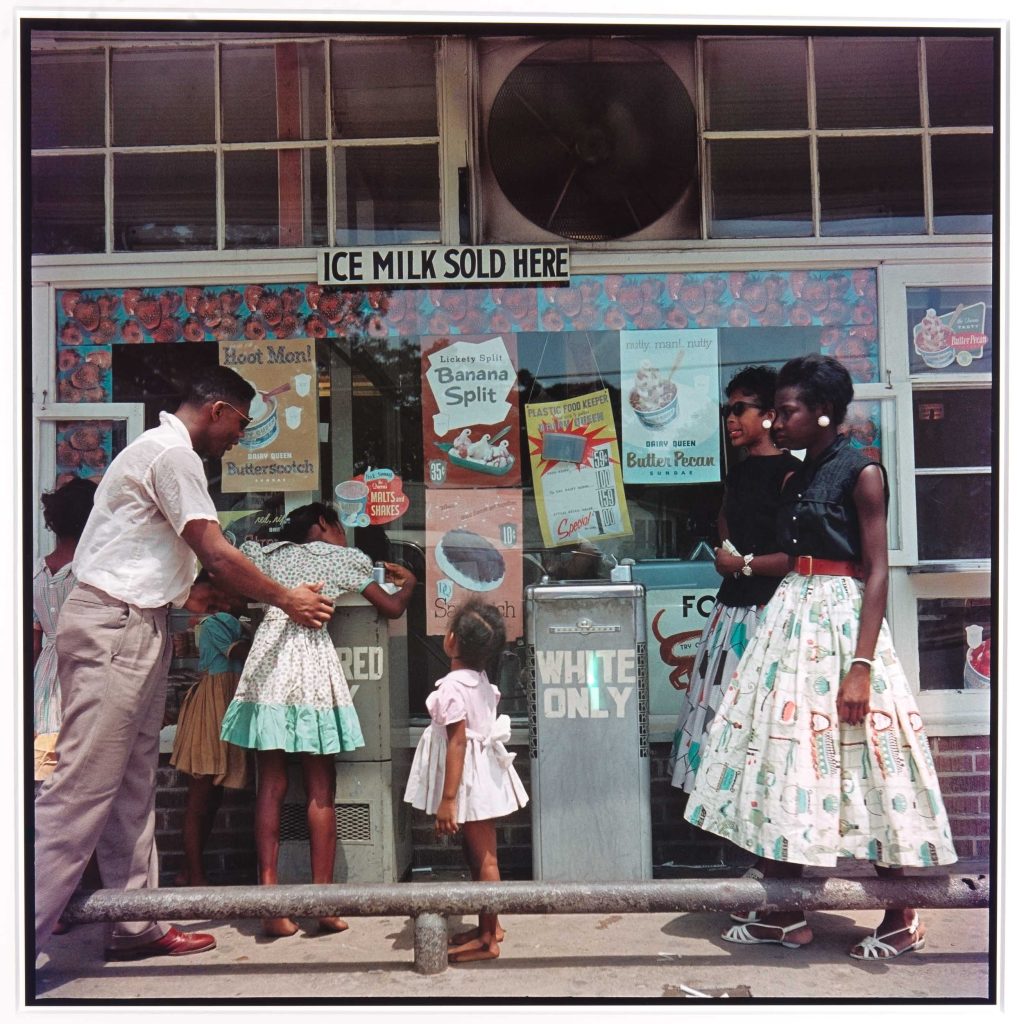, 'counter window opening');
30,31,994,254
